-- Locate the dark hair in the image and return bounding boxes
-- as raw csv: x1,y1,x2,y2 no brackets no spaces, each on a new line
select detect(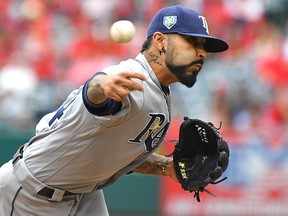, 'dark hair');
140,37,153,53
